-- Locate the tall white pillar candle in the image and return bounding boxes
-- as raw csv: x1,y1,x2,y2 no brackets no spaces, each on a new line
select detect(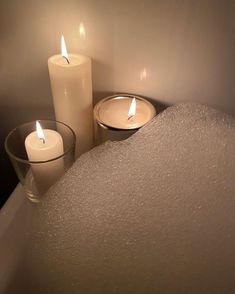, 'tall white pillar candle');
25,121,64,194
48,36,94,158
